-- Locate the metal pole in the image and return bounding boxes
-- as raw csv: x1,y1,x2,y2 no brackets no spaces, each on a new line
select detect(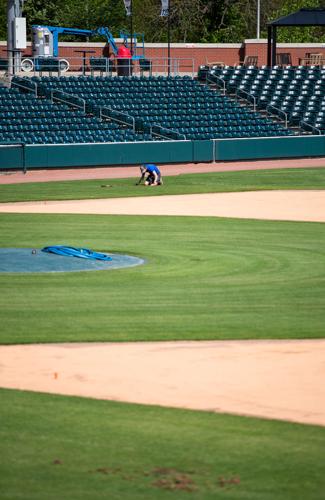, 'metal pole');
7,0,15,75
272,26,277,67
7,0,24,75
257,0,260,39
267,25,272,67
167,0,170,76
130,0,133,56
